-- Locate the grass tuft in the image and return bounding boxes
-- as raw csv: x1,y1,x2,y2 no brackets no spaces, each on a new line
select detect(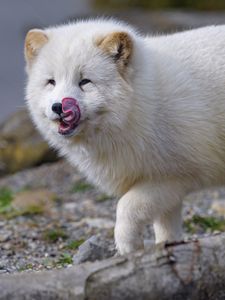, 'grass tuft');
3,204,44,219
57,253,73,265
65,239,84,250
71,181,93,193
184,214,225,234
0,187,13,213
43,229,68,243
18,263,34,272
